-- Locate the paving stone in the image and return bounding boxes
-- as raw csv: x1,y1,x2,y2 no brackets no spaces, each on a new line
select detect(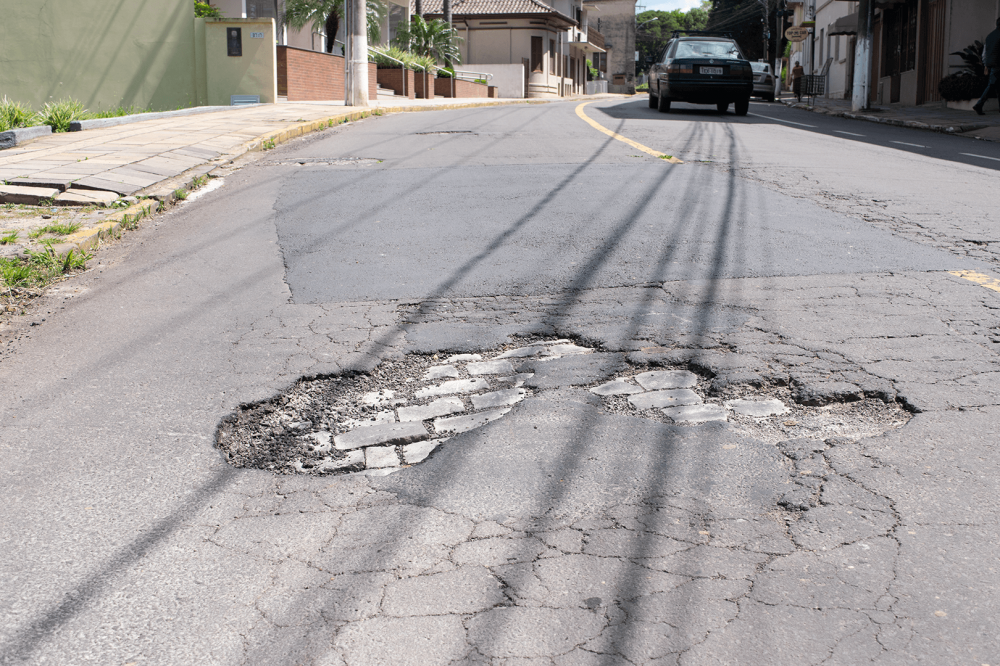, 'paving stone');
472,388,526,410
365,446,400,468
0,185,59,205
466,359,516,376
590,378,644,396
635,369,698,390
725,398,789,417
53,188,120,206
361,389,398,405
629,388,702,410
342,410,395,429
544,343,593,357
434,408,510,434
397,397,465,422
8,177,74,192
403,439,442,464
314,450,364,472
415,378,490,399
519,353,627,389
793,381,864,406
334,421,428,450
446,353,482,362
662,404,728,423
423,364,459,380
497,345,549,359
